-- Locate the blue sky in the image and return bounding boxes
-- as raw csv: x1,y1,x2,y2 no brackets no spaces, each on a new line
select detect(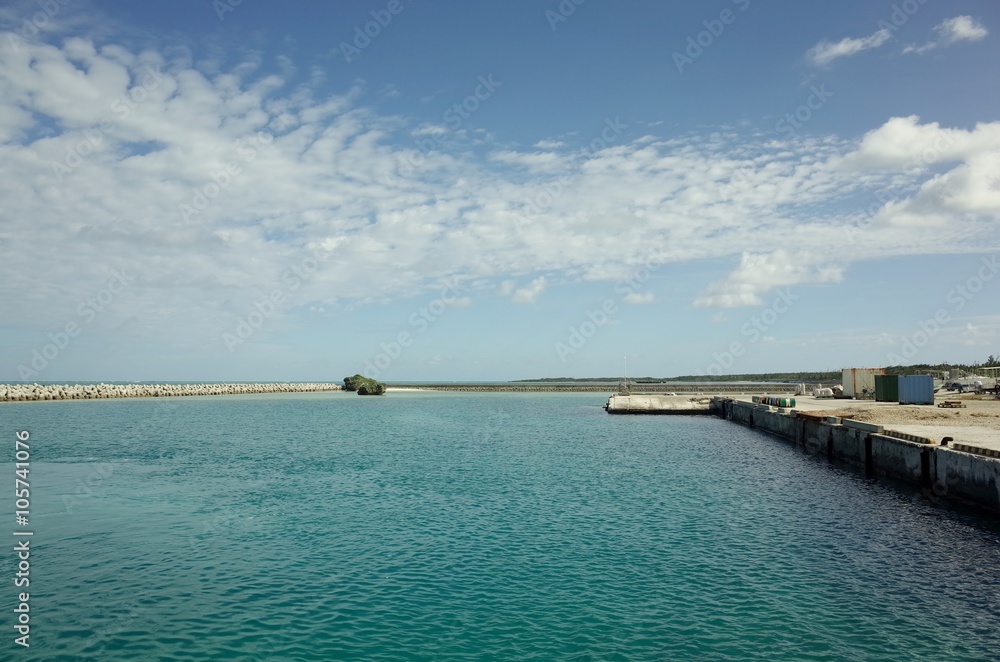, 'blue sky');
1,0,999,382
